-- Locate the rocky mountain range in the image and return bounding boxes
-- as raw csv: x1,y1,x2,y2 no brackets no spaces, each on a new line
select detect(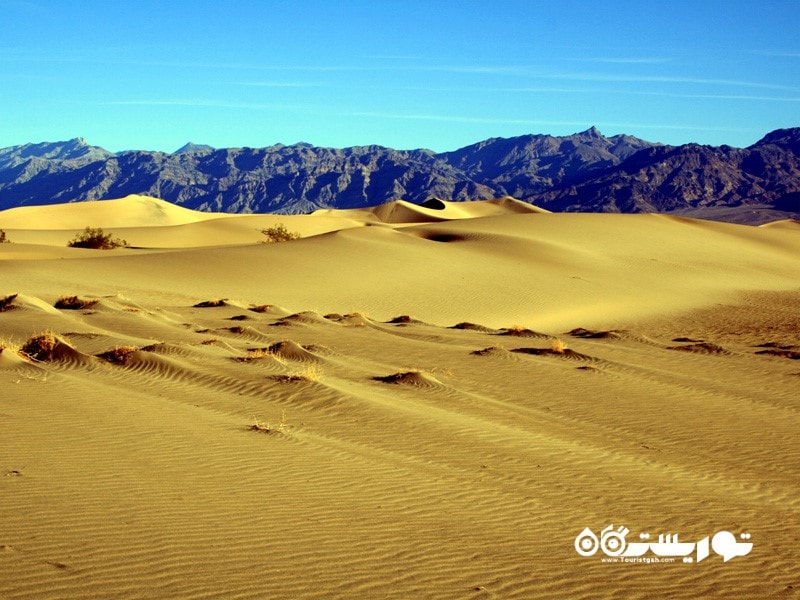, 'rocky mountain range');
1,127,799,224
